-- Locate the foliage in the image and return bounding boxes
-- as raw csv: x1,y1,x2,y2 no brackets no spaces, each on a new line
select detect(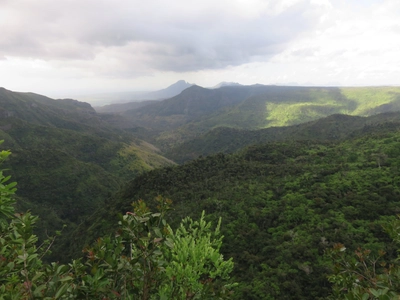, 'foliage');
0,148,235,300
5,85,400,299
0,88,174,261
326,217,400,299
119,85,400,150
165,113,400,164
78,126,400,299
160,211,236,299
